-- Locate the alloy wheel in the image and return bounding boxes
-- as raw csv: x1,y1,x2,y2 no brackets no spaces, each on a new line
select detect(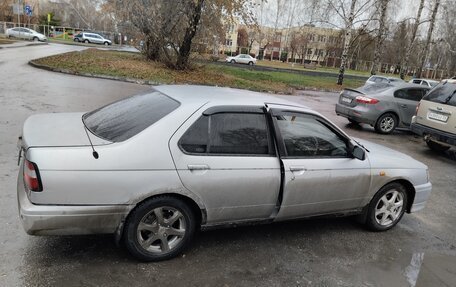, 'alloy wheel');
379,116,395,133
374,189,404,226
136,206,186,254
